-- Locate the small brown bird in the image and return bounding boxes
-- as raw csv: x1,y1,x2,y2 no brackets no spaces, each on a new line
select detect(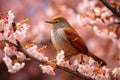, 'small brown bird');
45,16,106,66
